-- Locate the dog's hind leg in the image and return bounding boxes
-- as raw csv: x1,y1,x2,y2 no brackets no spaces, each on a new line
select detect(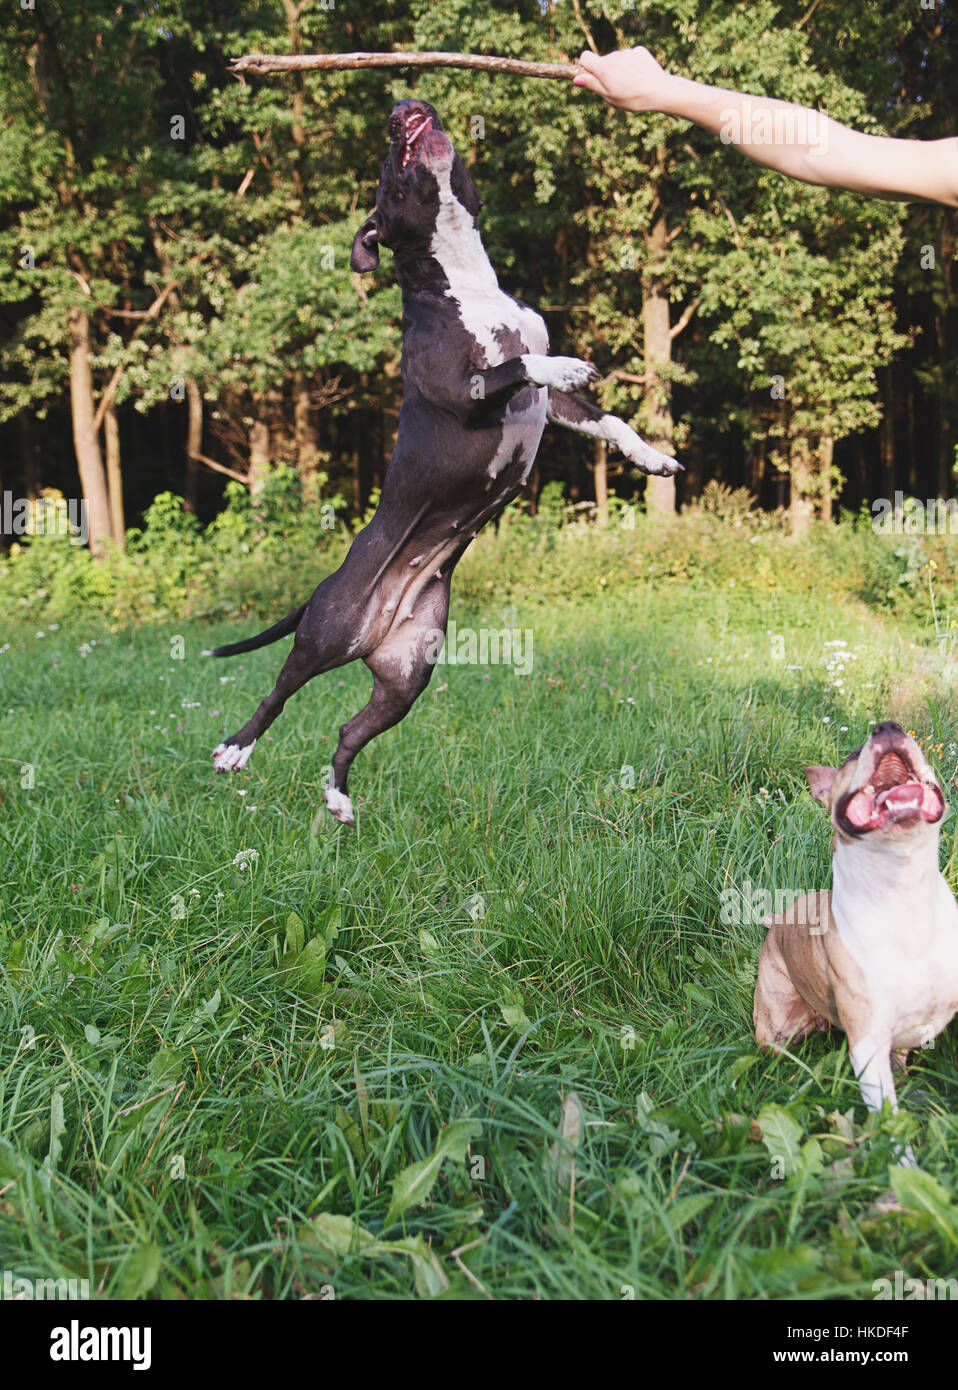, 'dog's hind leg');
212,634,329,772
325,580,450,826
212,555,383,772
753,927,829,1048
